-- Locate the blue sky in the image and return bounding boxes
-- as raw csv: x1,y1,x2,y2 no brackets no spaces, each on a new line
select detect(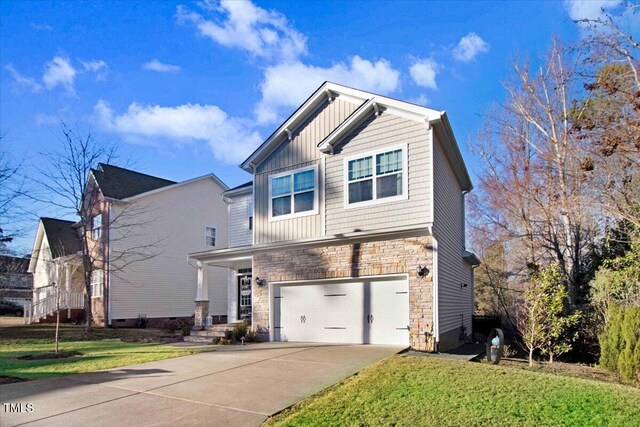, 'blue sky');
1,0,637,253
